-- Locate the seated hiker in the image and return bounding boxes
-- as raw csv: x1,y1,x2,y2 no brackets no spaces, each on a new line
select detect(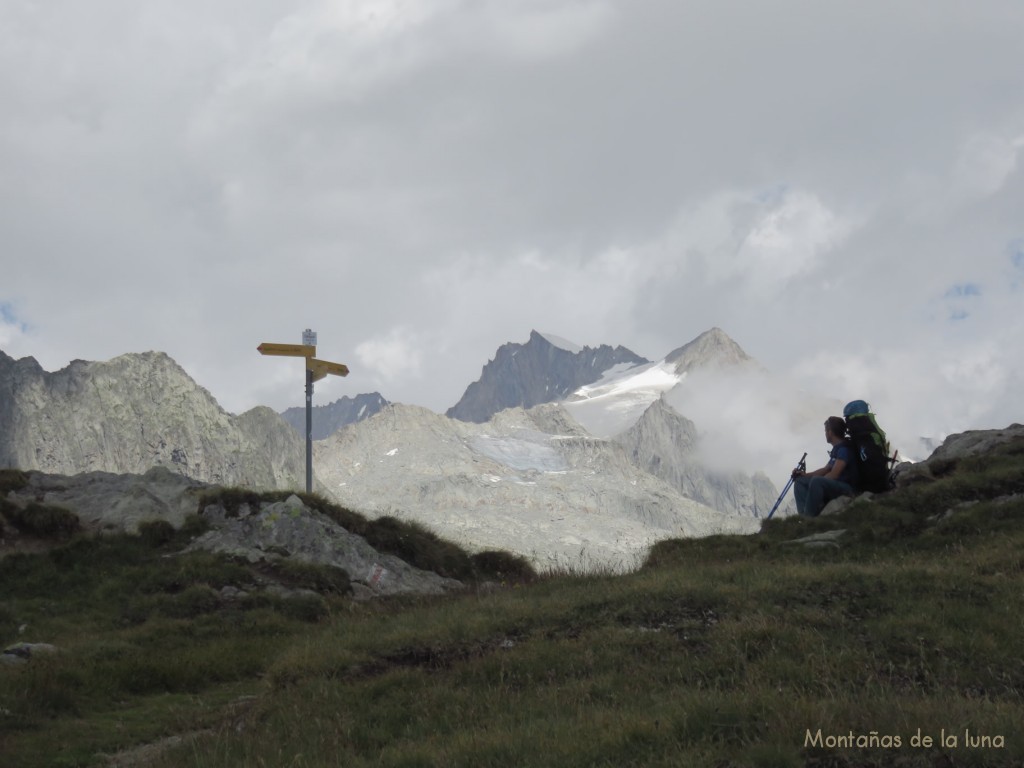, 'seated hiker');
791,416,860,517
